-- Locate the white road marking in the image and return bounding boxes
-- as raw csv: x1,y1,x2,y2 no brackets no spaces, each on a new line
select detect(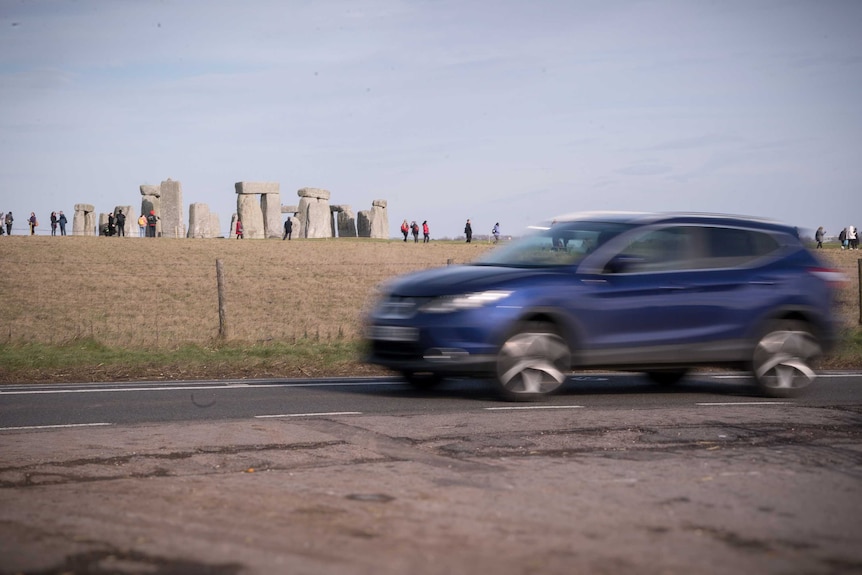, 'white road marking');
0,381,403,395
696,402,792,406
485,405,585,411
0,422,113,431
255,411,362,418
